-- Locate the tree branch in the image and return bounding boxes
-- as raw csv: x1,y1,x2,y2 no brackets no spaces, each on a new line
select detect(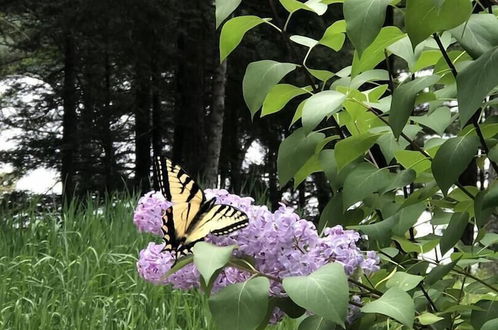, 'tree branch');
433,33,498,174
